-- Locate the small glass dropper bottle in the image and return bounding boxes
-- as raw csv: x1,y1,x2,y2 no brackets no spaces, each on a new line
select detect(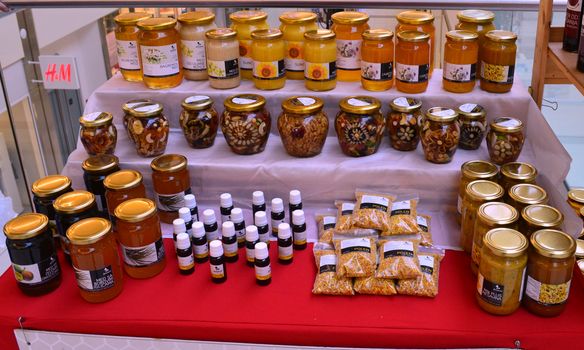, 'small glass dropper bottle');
254,242,272,286
209,240,227,284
